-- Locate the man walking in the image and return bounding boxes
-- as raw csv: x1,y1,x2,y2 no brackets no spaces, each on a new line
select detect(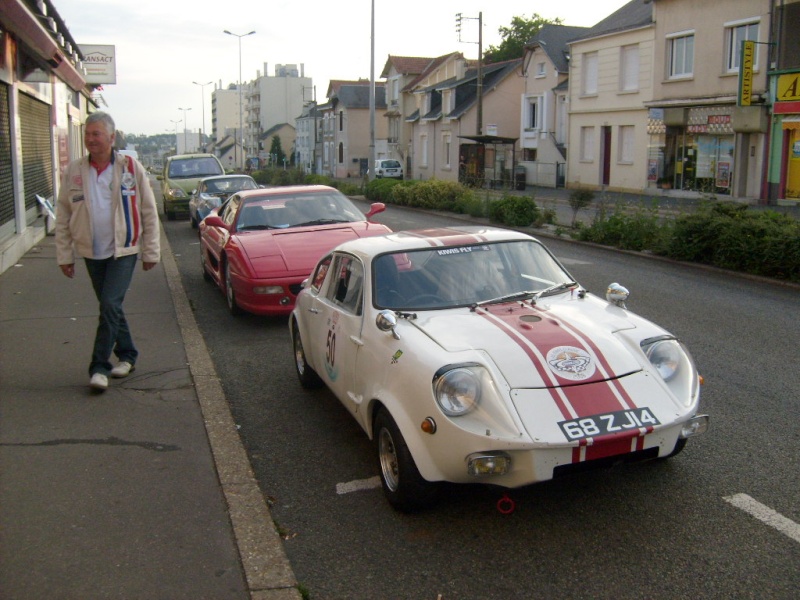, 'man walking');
55,112,160,392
